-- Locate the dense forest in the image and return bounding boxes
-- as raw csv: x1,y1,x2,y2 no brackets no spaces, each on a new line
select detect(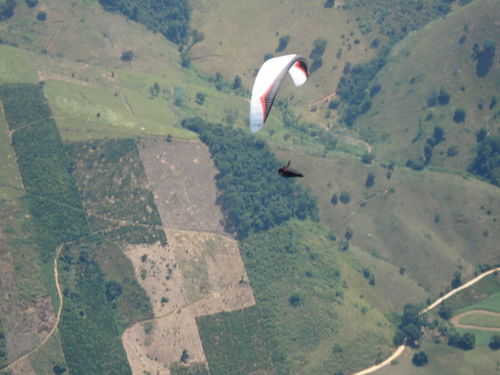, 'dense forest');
99,0,191,45
182,117,319,239
469,134,500,187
